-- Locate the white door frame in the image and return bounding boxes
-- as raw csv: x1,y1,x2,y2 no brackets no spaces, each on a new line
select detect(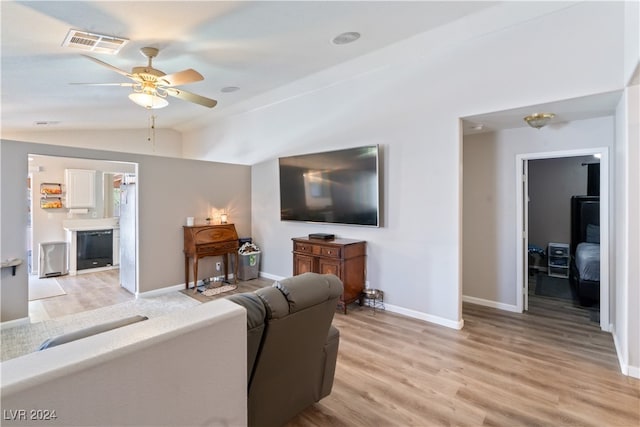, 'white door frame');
522,160,529,311
515,147,610,331
27,154,139,294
